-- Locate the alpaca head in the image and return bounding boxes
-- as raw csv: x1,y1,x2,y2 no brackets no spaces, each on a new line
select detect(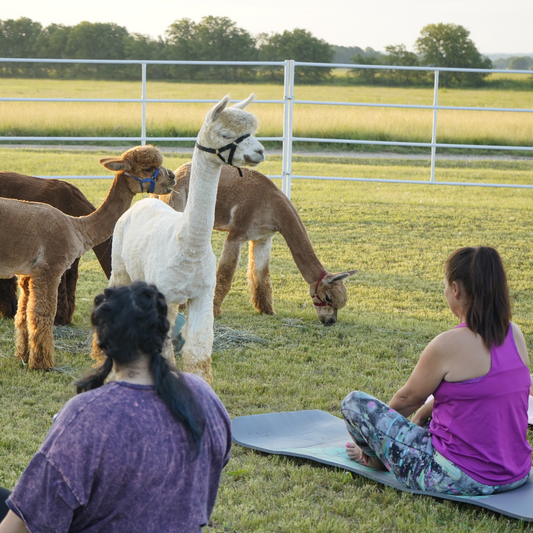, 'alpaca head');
99,145,176,194
197,94,265,169
310,270,358,326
